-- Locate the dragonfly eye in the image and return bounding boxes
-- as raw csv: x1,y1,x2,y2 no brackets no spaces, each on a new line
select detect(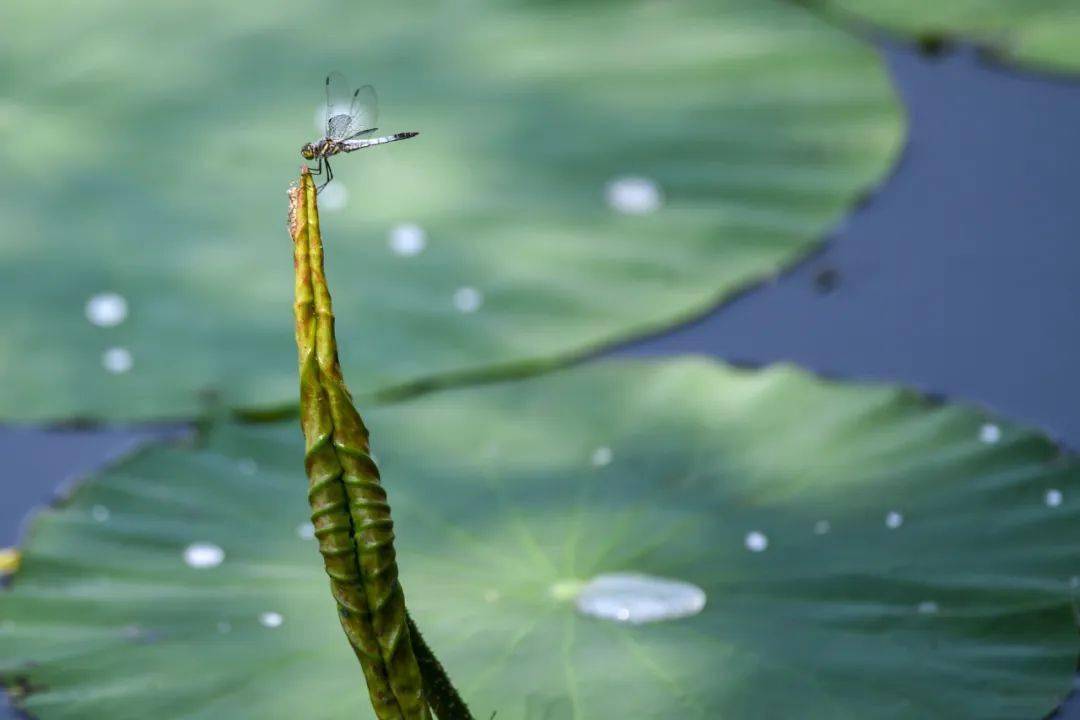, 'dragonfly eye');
301,144,315,160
